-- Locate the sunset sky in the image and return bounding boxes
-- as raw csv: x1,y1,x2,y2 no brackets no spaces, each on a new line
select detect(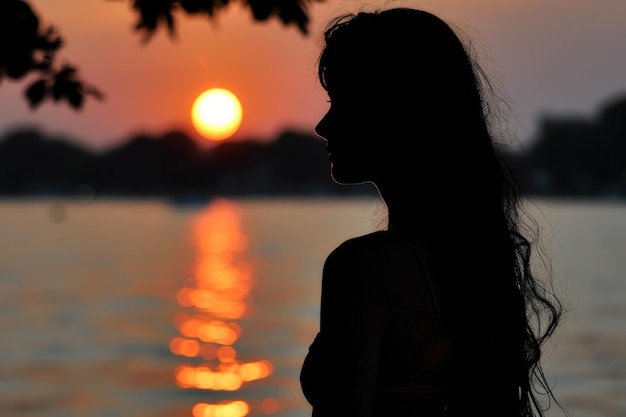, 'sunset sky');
1,0,625,152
